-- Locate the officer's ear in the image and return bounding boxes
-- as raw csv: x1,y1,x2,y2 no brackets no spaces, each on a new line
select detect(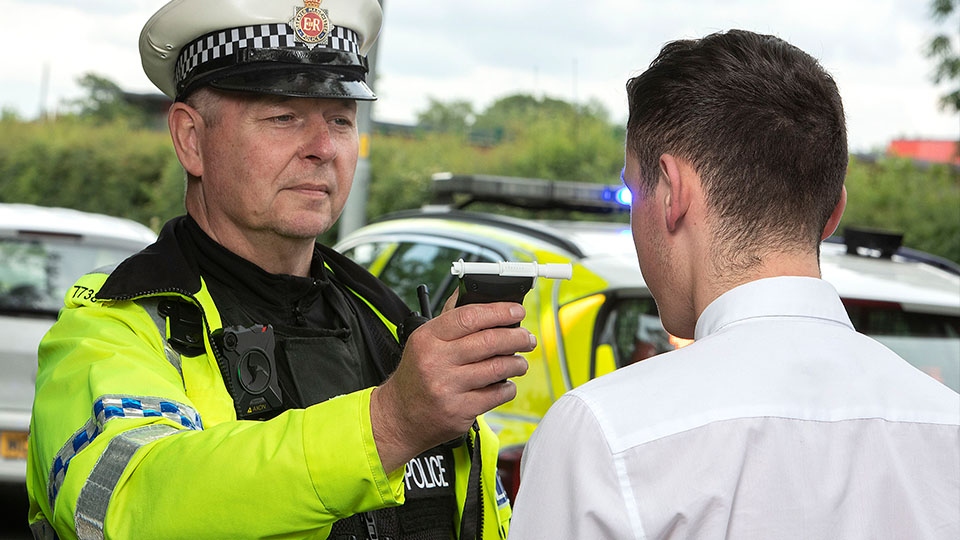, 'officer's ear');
168,101,205,178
